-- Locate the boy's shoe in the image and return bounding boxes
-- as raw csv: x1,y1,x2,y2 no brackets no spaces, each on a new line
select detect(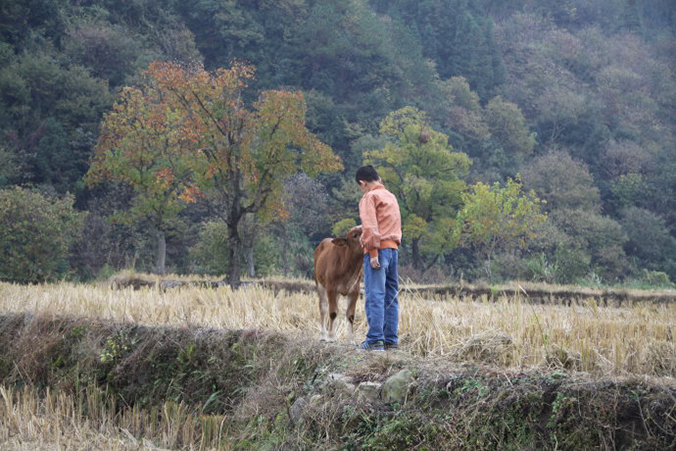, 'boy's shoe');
357,340,385,352
384,343,398,350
